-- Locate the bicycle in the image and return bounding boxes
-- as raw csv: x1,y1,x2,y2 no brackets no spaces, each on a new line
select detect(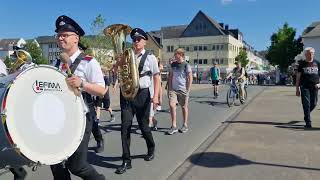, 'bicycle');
226,77,247,107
